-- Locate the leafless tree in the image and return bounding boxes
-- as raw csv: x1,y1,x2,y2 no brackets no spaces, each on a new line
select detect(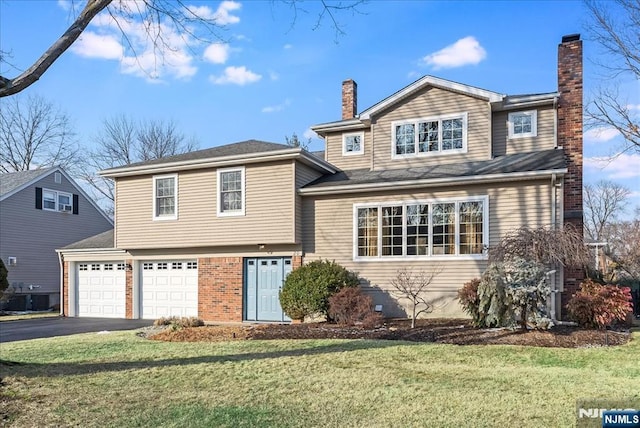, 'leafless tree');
0,0,366,97
488,226,590,269
79,115,198,215
285,132,311,151
584,0,640,154
602,209,640,279
390,266,442,328
584,180,630,241
0,94,79,173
